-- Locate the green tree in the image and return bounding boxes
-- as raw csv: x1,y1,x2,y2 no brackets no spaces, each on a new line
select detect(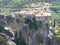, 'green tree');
14,31,27,45
32,17,38,31
25,17,38,31
25,17,33,29
0,20,4,32
55,28,60,41
2,8,11,15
